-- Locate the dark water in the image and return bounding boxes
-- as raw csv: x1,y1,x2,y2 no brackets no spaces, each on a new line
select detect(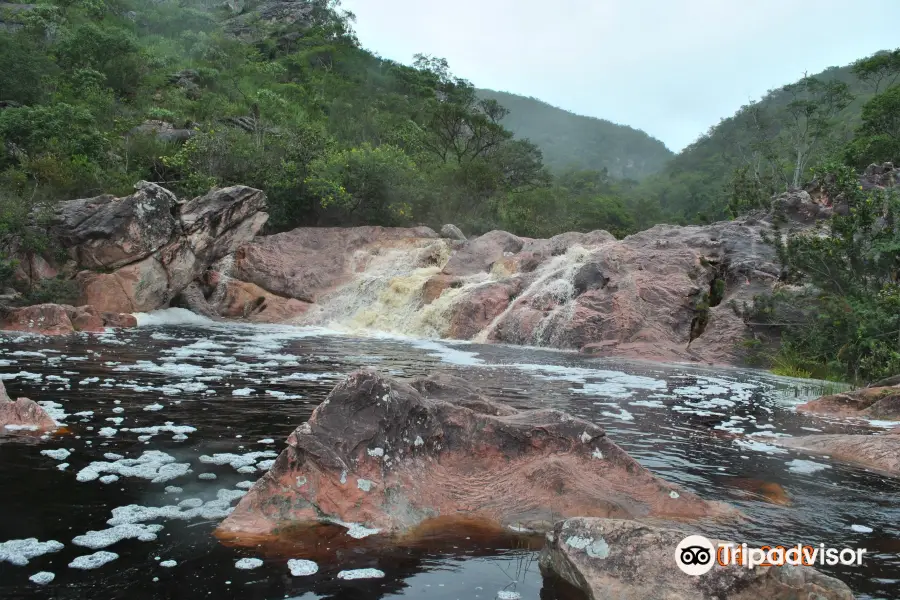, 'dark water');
1,313,899,599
